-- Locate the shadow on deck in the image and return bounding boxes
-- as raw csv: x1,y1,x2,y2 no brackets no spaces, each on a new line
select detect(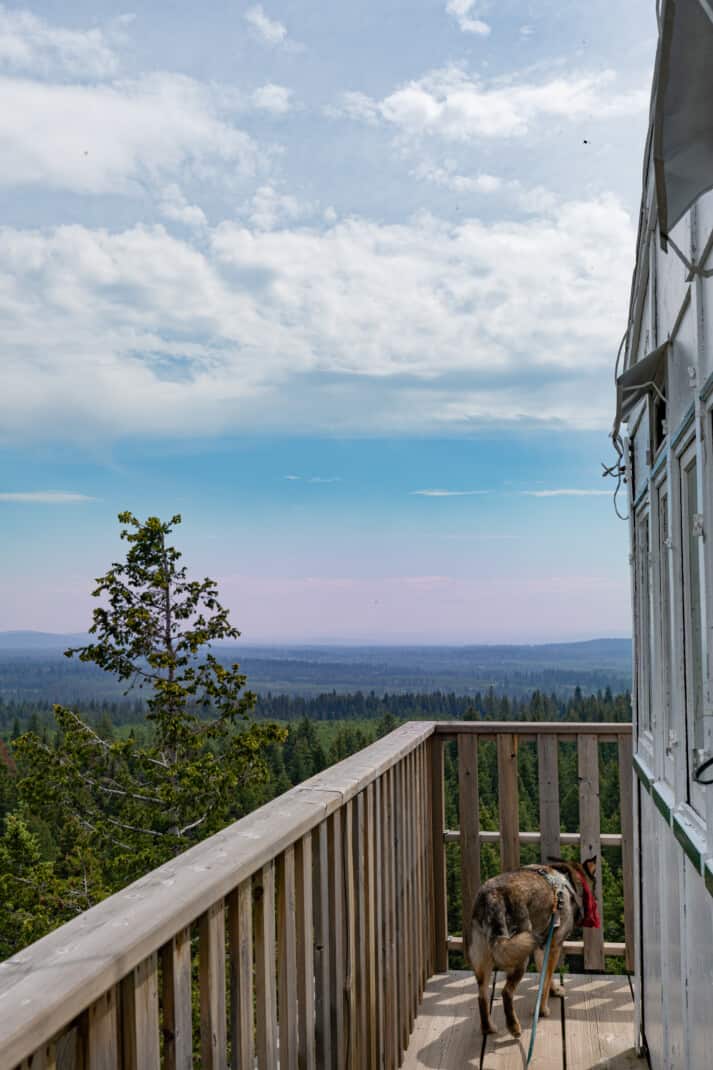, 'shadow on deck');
403,972,647,1070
